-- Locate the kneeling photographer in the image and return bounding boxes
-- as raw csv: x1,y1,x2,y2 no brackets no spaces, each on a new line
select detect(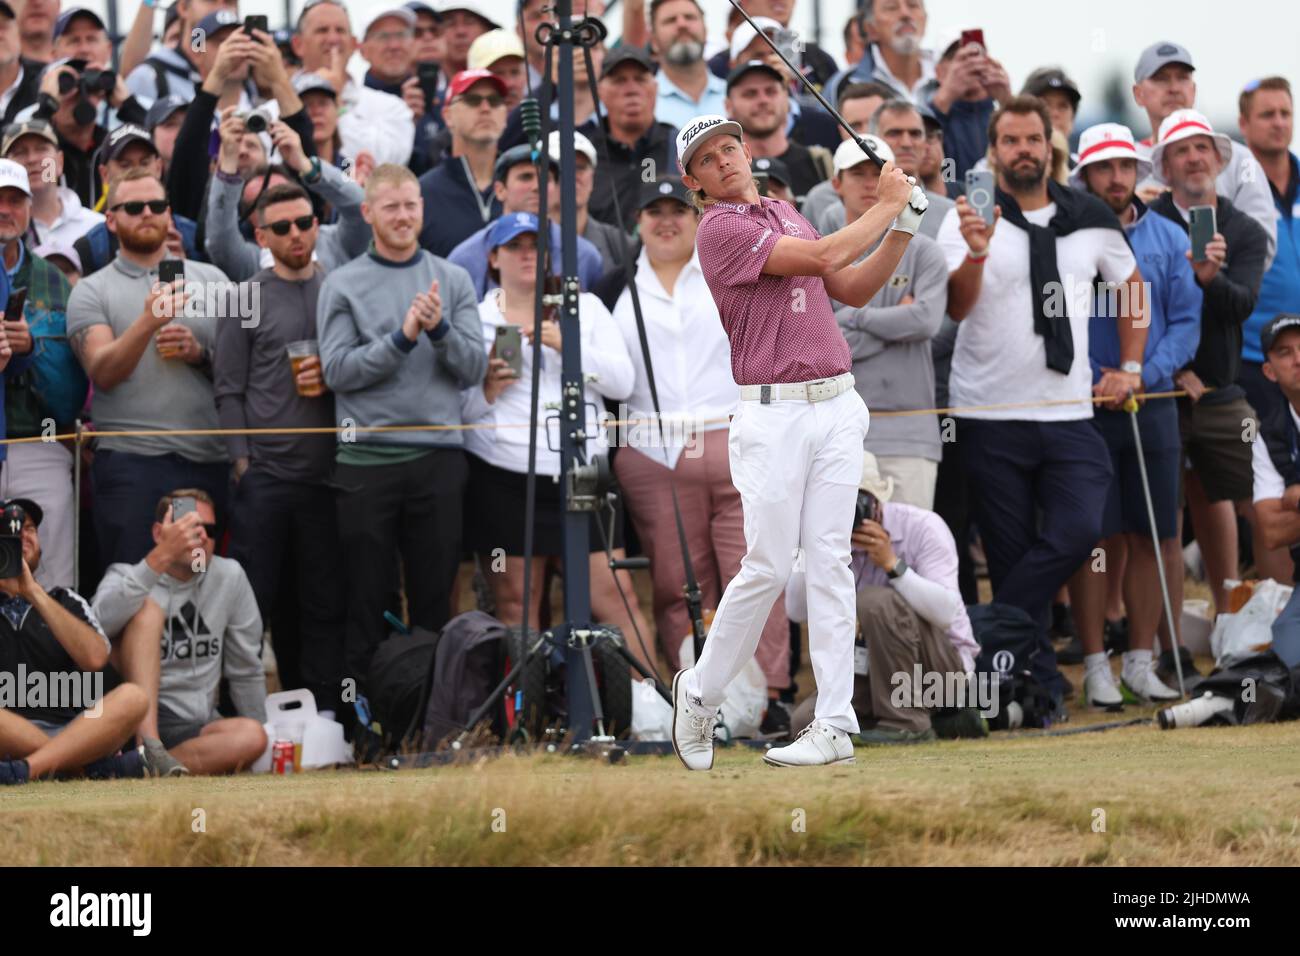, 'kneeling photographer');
785,453,983,744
